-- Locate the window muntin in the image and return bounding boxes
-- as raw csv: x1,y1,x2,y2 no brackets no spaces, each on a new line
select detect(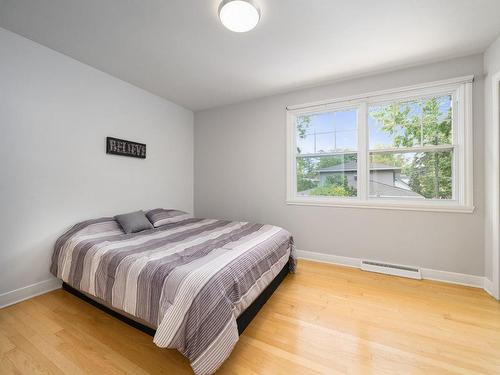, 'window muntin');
286,77,473,212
